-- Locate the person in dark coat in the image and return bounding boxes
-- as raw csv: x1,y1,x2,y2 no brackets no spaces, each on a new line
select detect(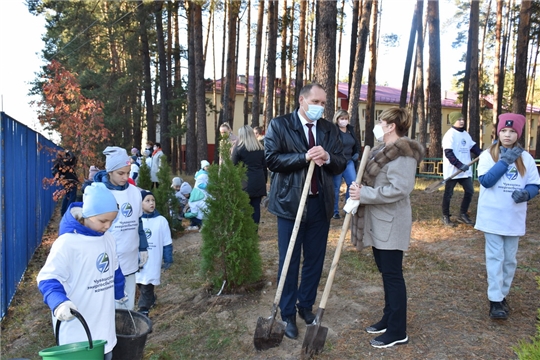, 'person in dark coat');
265,83,346,339
53,150,79,216
232,125,268,225
331,109,362,219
